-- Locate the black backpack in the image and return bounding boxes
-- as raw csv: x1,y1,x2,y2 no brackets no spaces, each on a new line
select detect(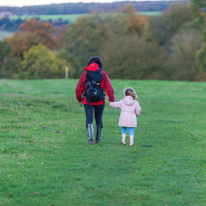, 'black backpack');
83,69,105,104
